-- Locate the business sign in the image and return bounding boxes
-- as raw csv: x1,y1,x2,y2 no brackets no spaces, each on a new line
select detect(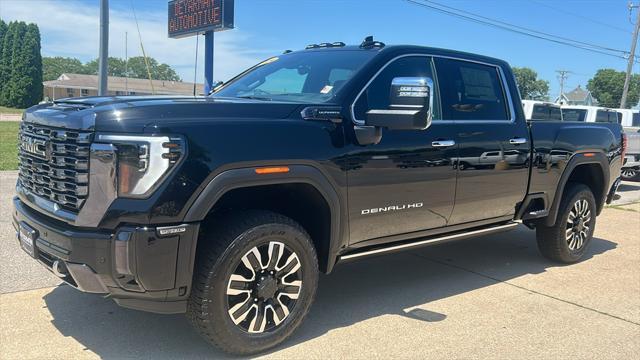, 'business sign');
168,0,234,38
